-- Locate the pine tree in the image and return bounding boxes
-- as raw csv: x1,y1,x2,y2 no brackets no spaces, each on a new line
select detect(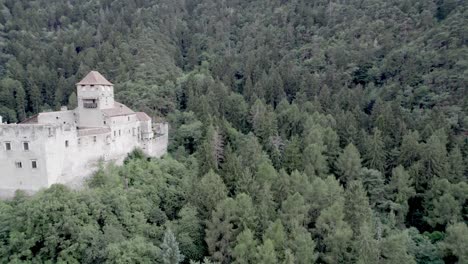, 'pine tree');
250,99,278,146
232,228,258,264
315,200,353,263
194,170,227,218
380,231,416,264
289,226,318,264
355,224,380,264
439,222,468,263
14,85,26,121
161,229,184,264
336,143,362,185
303,143,329,178
344,181,373,234
205,198,237,264
280,192,308,230
398,131,421,167
282,137,302,173
387,166,415,226
360,168,386,212
256,239,278,264
447,146,464,183
67,92,77,109
420,130,448,186
198,125,224,175
363,128,386,172
263,220,287,255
